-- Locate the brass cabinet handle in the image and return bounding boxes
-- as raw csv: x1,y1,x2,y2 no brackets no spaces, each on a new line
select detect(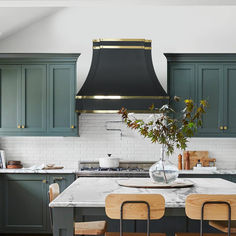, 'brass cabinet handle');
42,179,47,183
71,125,75,129
220,126,223,130
17,125,21,129
53,177,65,182
22,125,25,129
224,126,228,130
